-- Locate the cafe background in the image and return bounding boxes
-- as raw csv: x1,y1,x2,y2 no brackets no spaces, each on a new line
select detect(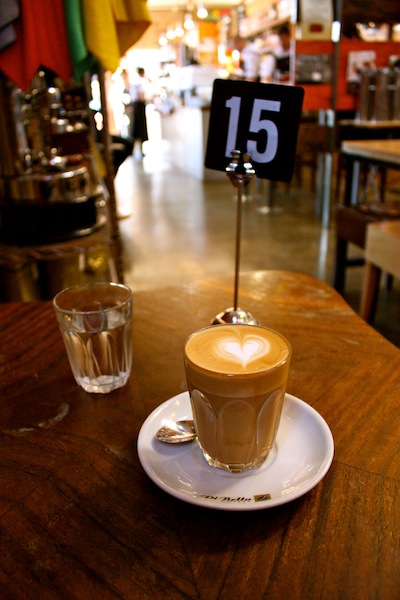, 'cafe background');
0,0,400,316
